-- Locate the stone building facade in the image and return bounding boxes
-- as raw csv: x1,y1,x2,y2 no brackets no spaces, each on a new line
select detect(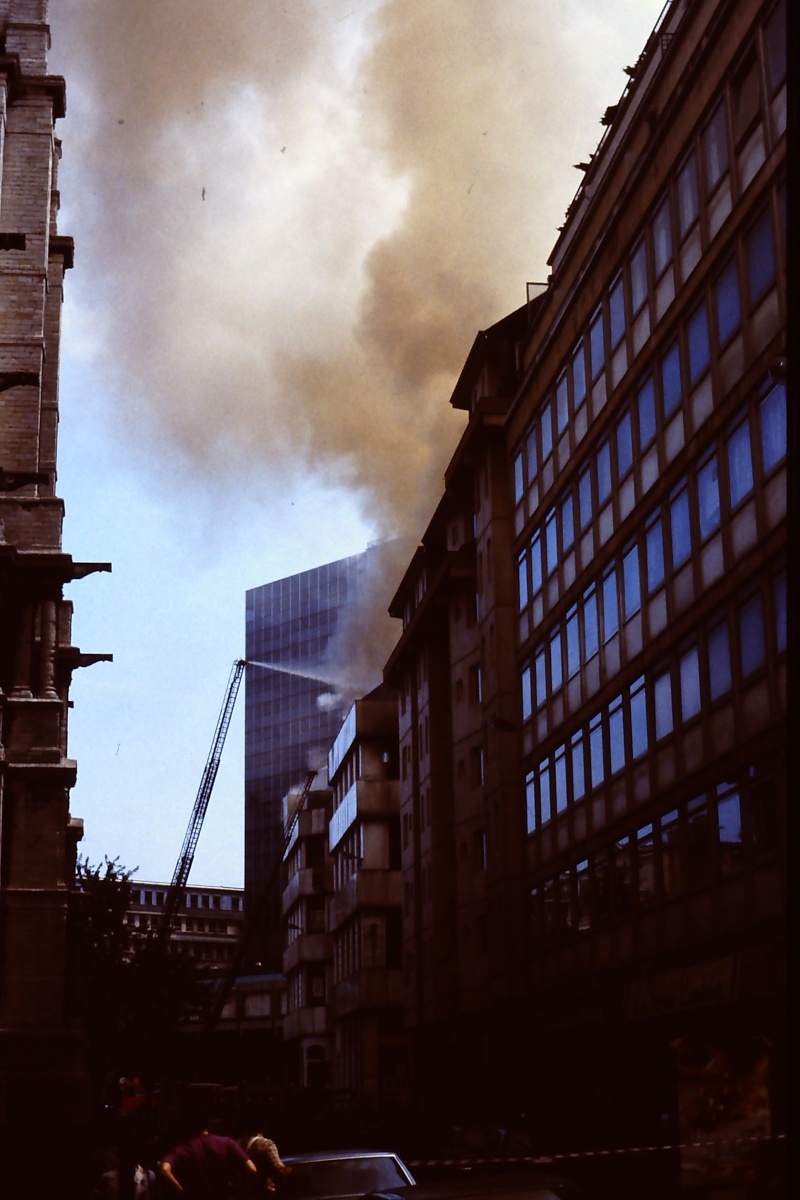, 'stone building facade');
1,0,109,1140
